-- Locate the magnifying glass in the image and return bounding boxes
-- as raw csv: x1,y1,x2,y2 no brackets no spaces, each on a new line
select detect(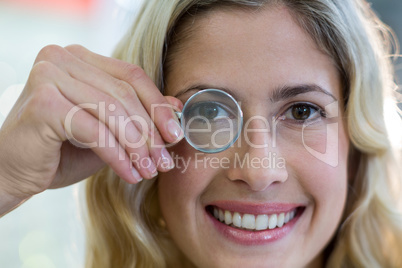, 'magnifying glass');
175,89,243,153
